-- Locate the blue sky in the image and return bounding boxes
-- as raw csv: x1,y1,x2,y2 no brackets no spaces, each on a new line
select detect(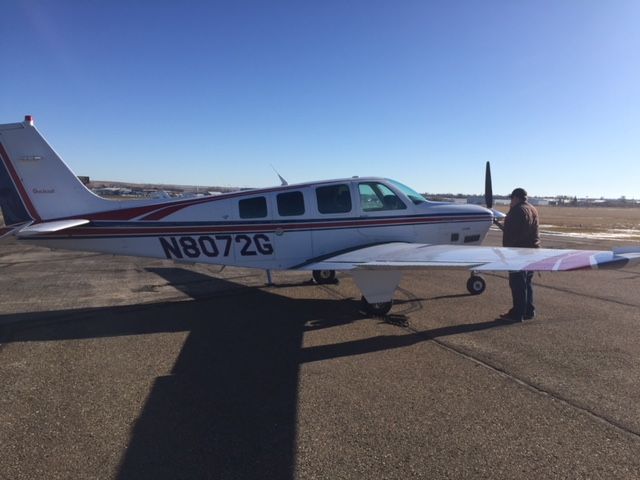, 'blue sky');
2,1,639,198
